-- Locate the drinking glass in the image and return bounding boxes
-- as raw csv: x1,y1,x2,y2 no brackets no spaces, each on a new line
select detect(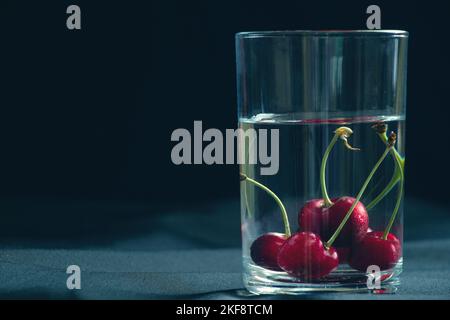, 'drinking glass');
236,30,408,294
